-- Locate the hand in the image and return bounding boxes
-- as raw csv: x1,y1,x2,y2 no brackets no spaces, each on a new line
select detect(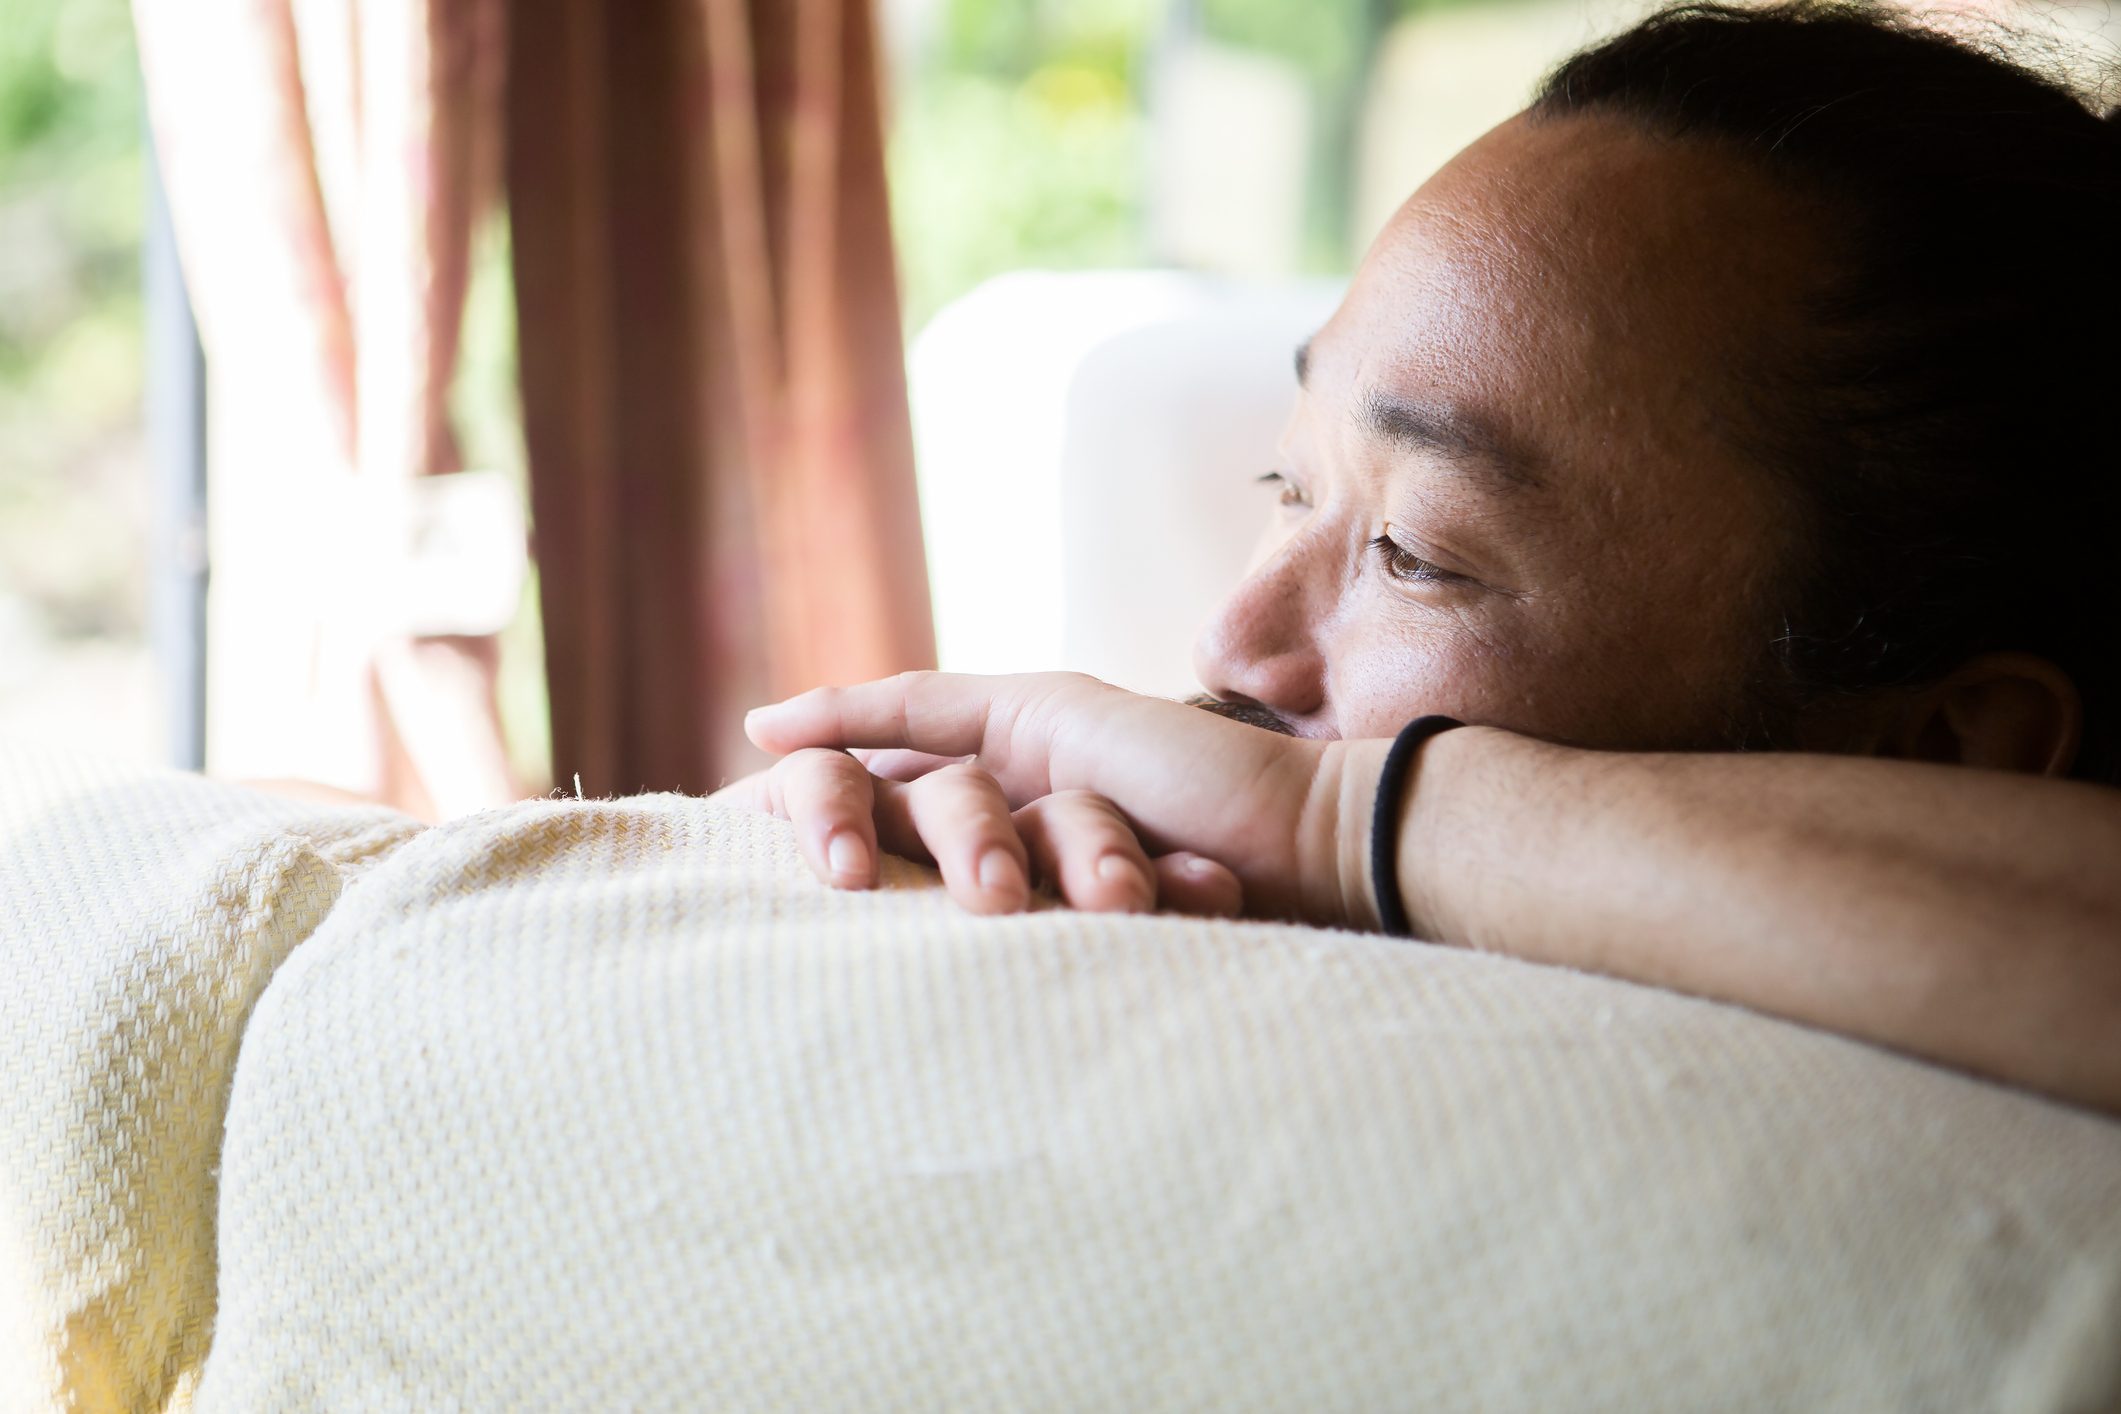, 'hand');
743,671,1381,928
715,743,1246,918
